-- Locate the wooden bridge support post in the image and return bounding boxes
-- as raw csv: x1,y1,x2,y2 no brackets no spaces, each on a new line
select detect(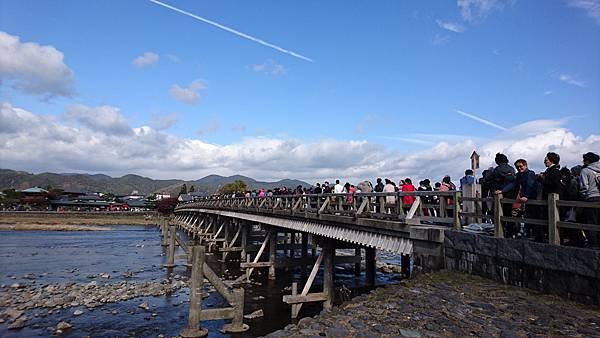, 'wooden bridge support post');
323,239,335,310
301,233,308,277
222,288,249,333
221,220,230,262
165,224,176,268
180,246,208,338
269,228,276,280
240,222,248,260
161,218,168,247
354,247,361,276
365,247,376,287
